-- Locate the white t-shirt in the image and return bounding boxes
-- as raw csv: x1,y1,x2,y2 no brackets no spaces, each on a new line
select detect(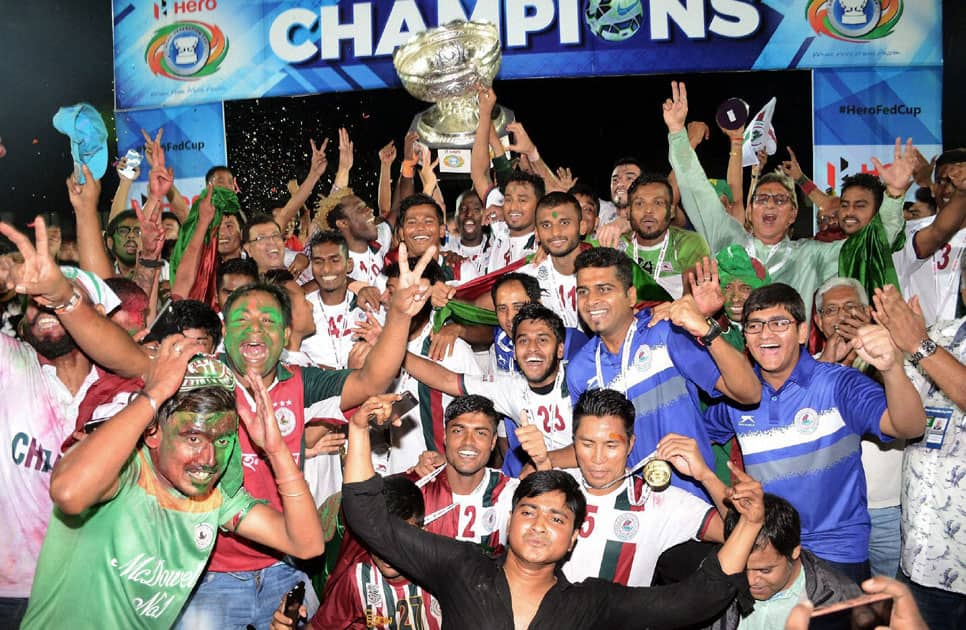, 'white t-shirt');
893,217,965,325
562,470,715,587
443,235,490,283
299,290,365,368
0,336,101,597
371,323,482,474
519,259,580,328
301,396,346,505
461,369,573,452
484,222,536,273
348,222,392,286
